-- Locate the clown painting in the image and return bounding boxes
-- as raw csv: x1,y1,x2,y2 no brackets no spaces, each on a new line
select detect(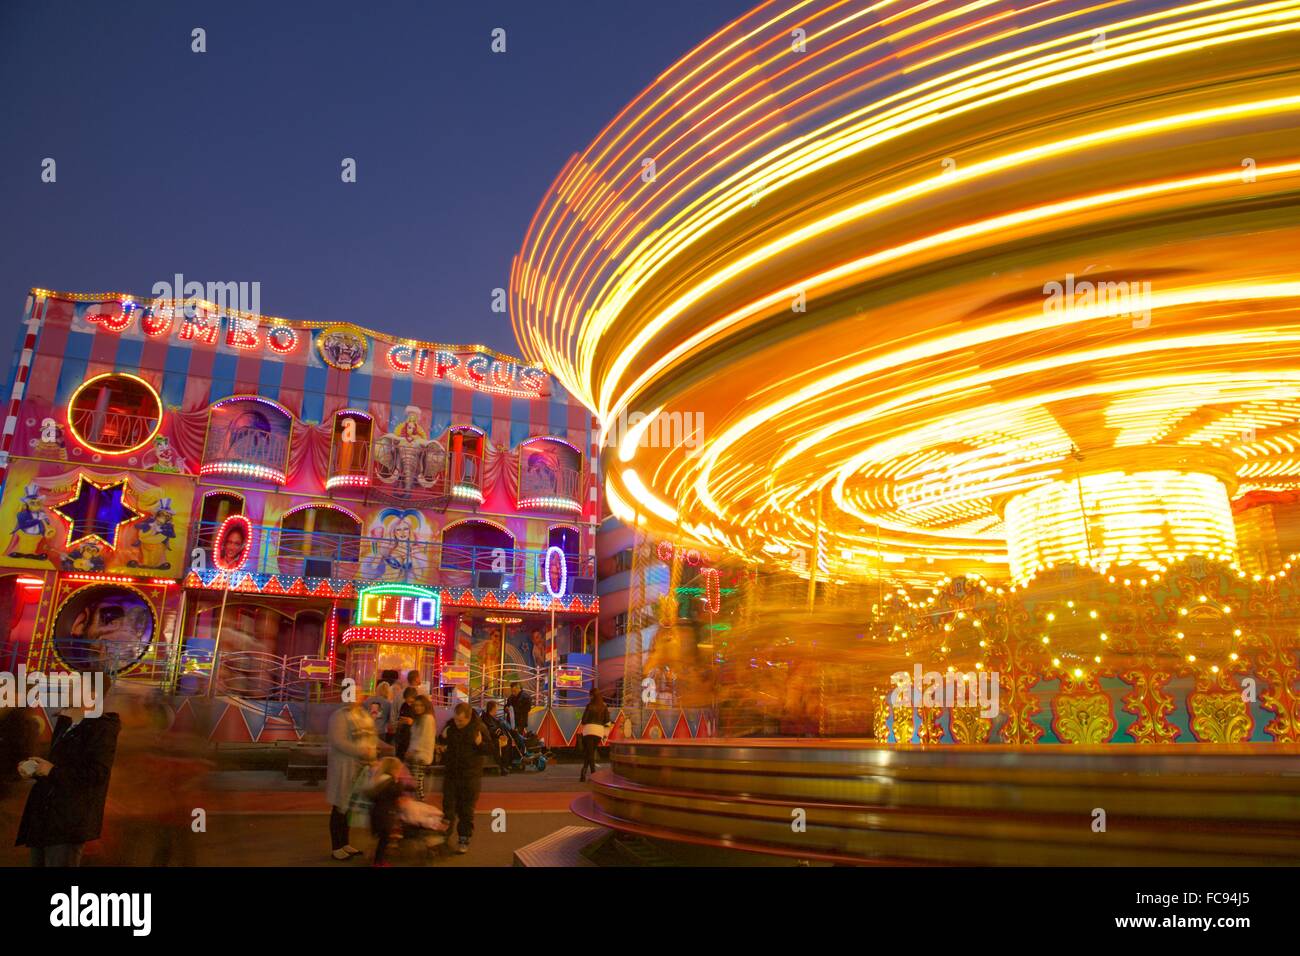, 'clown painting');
142,435,187,474
6,484,56,561
127,497,177,570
